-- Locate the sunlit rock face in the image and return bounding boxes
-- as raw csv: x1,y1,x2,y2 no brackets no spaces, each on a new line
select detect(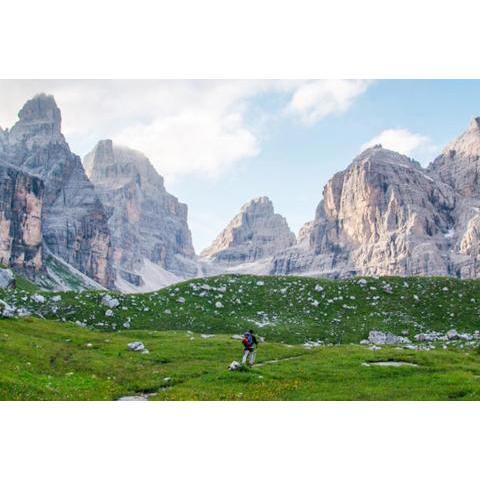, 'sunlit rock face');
201,196,296,265
273,146,458,277
0,94,114,287
0,162,44,276
84,139,196,290
427,117,480,278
